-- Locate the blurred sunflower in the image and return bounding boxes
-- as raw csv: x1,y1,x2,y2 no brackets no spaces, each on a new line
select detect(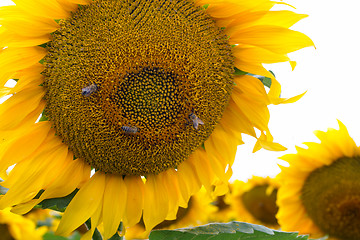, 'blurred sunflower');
224,176,279,228
277,121,360,240
24,208,63,233
0,0,313,239
0,208,47,240
209,190,233,223
125,188,216,239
